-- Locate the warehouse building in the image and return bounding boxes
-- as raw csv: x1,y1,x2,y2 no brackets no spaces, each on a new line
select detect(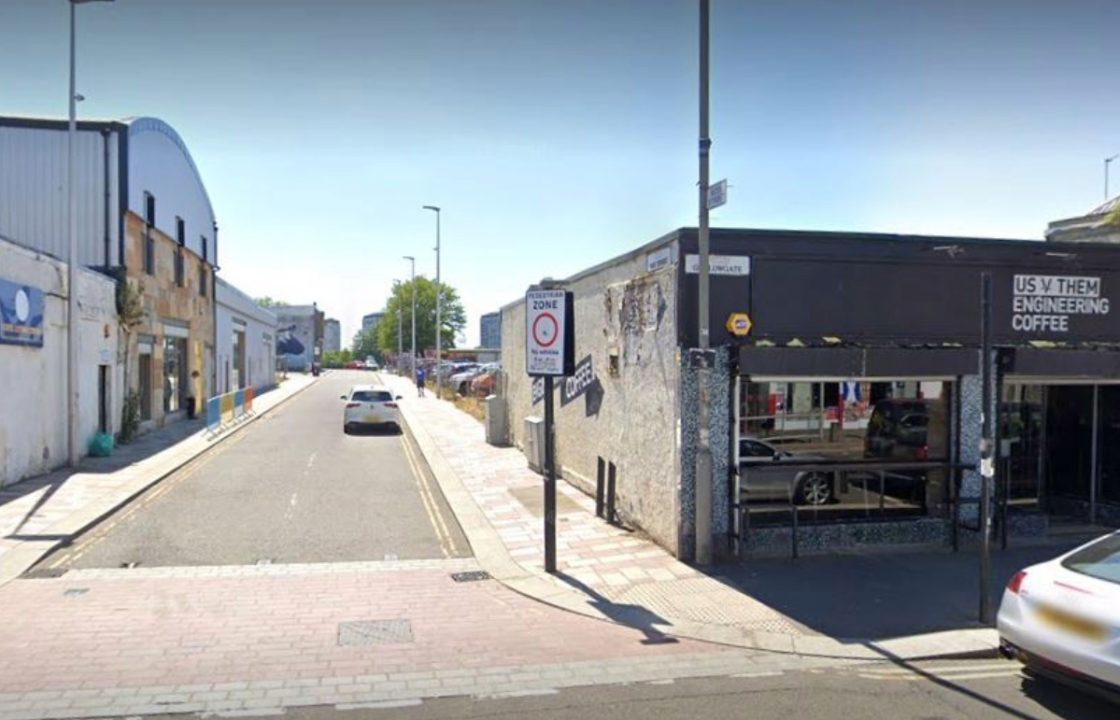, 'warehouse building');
501,227,1120,561
216,278,278,395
